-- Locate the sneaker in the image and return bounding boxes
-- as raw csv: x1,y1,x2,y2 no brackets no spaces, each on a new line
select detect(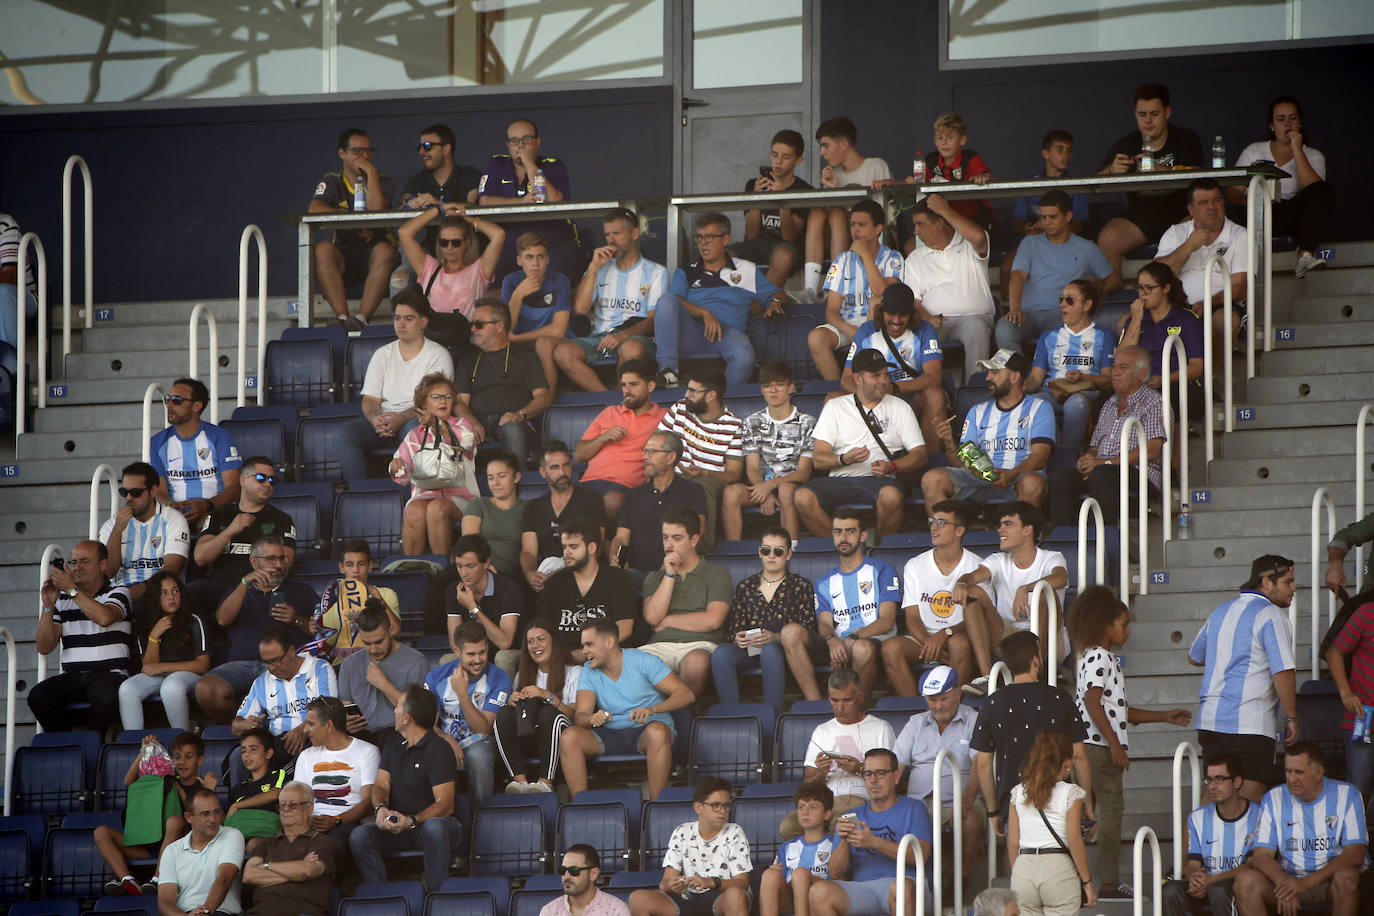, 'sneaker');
962,675,990,696
344,314,367,333
140,879,159,896
1294,251,1327,279
105,879,129,897
121,878,143,896
505,779,530,794
1097,883,1134,899
526,780,554,793
658,368,680,388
